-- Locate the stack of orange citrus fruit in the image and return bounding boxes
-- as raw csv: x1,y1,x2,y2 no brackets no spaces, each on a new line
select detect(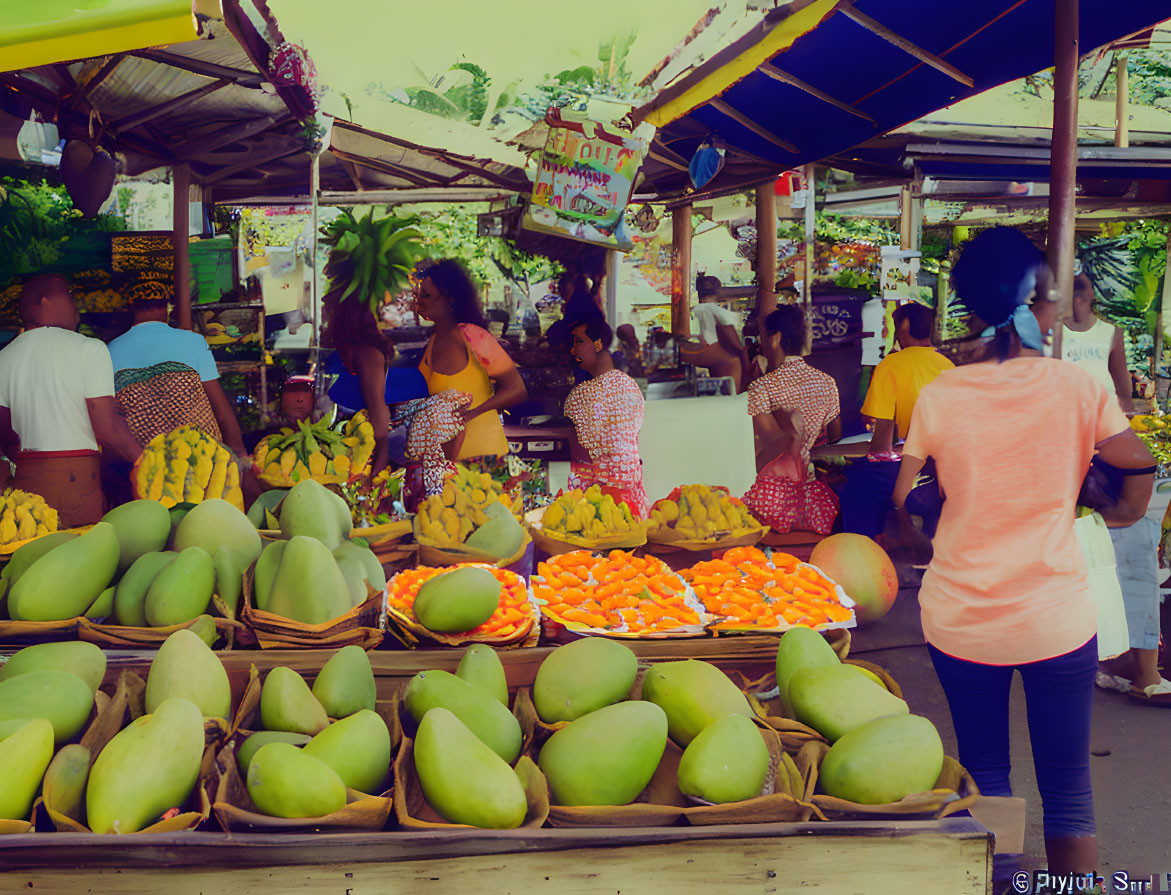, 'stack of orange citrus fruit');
387,564,535,640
